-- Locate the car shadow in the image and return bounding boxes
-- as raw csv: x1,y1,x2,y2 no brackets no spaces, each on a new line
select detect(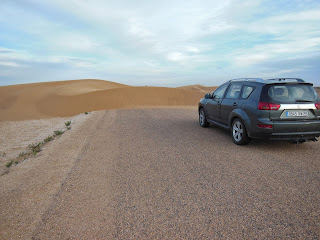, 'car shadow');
200,121,316,150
